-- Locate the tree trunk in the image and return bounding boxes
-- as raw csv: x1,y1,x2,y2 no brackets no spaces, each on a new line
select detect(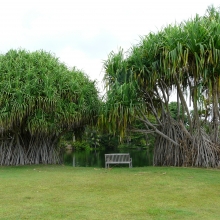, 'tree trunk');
212,79,219,143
